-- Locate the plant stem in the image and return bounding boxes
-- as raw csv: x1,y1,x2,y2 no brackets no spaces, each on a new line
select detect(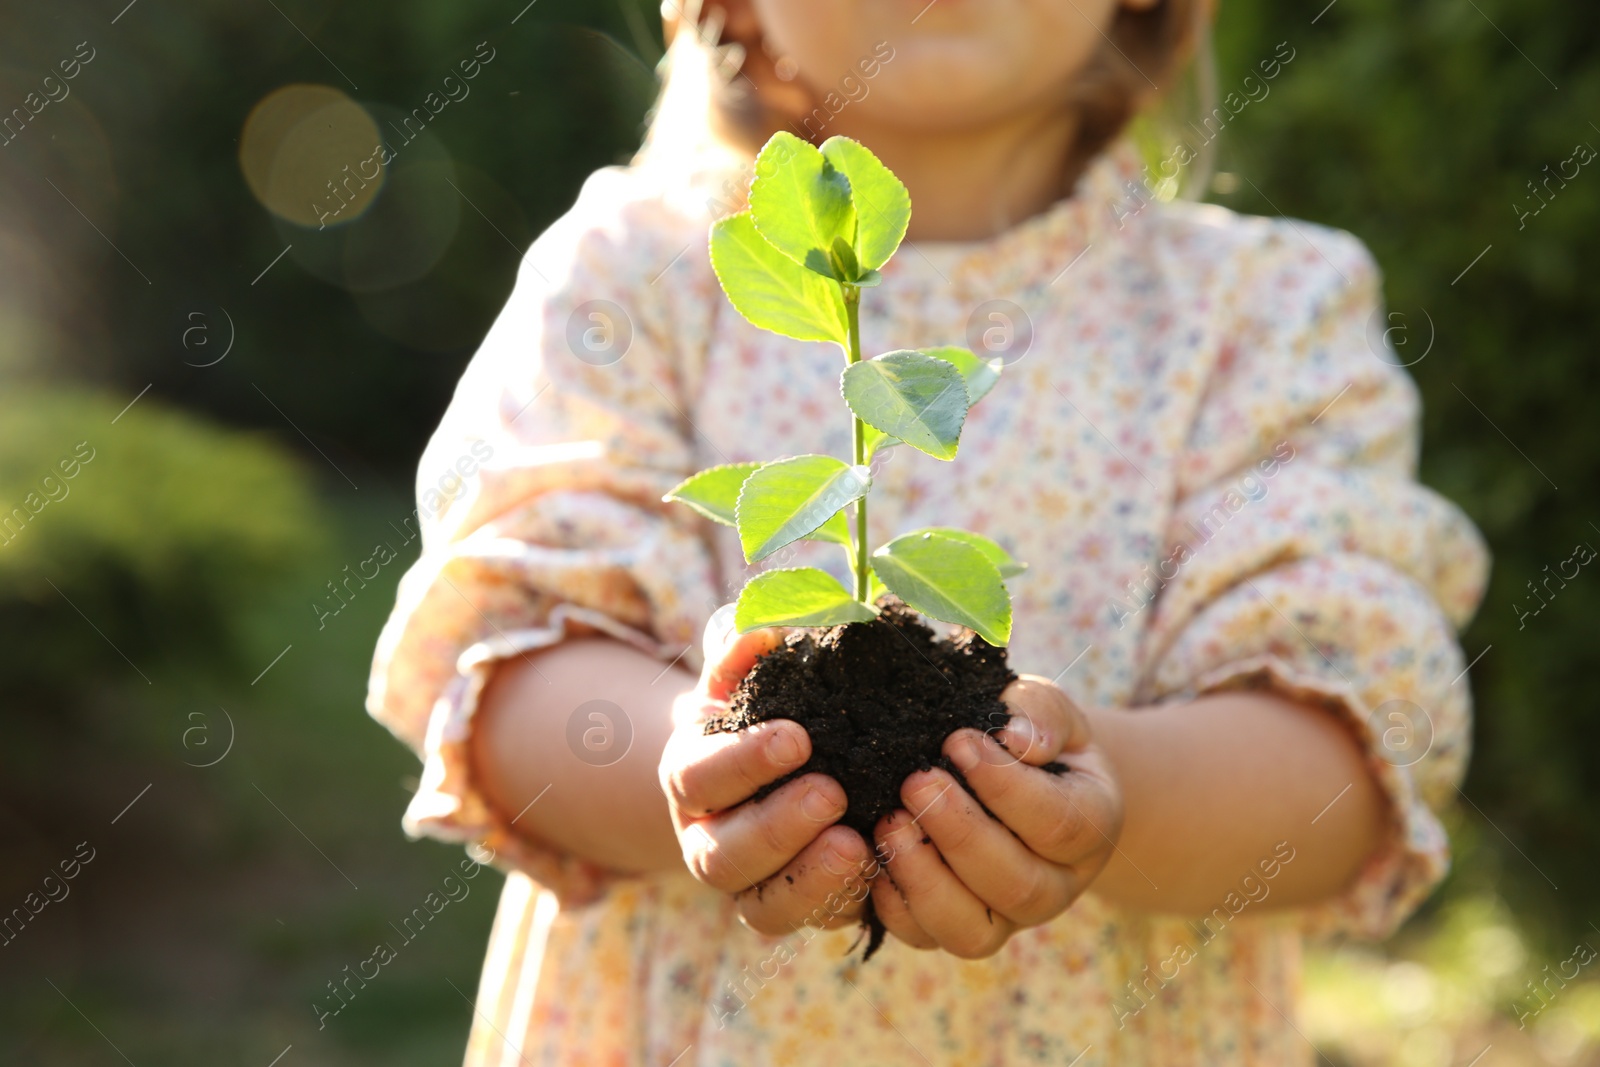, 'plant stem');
844,286,869,604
